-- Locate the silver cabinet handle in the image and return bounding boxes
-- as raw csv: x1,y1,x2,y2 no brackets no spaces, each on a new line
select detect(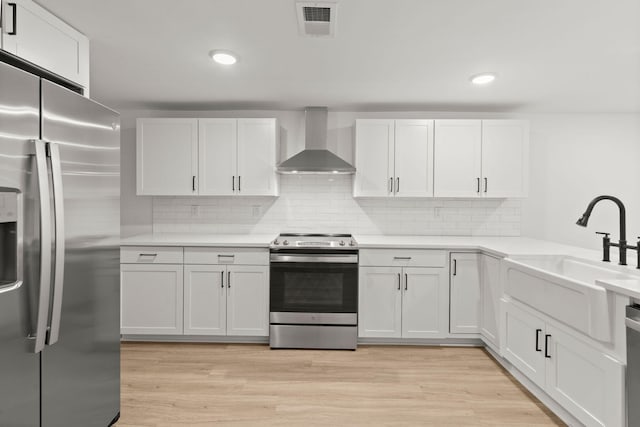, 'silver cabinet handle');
397,273,401,290
139,253,157,257
404,273,408,290
238,176,241,192
33,140,52,354
232,176,235,191
389,177,393,193
484,177,488,193
221,271,224,288
228,271,231,288
192,176,196,192
47,143,65,346
396,177,400,193
476,177,480,193
453,259,457,276
393,256,412,260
